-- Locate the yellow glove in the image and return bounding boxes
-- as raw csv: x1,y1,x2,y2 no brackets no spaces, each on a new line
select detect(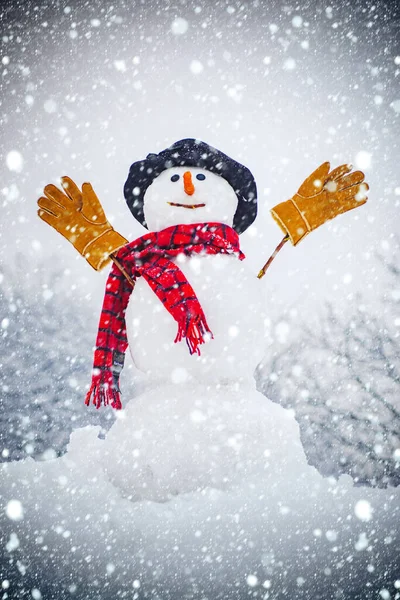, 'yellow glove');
270,162,369,246
37,177,128,271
